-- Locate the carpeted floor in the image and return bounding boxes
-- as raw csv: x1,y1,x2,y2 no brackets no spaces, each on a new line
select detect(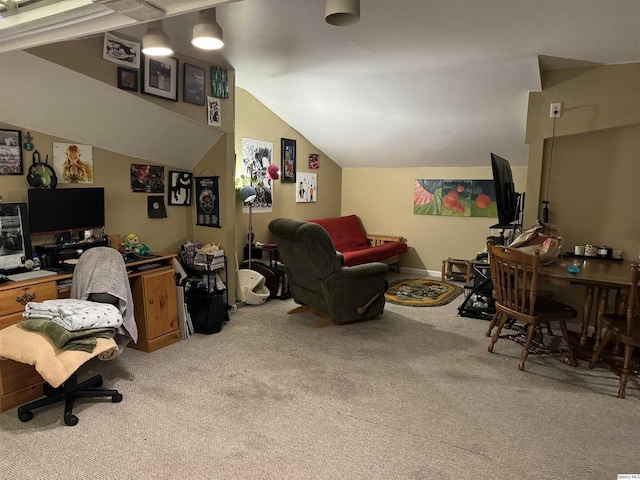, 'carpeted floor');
1,272,639,480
